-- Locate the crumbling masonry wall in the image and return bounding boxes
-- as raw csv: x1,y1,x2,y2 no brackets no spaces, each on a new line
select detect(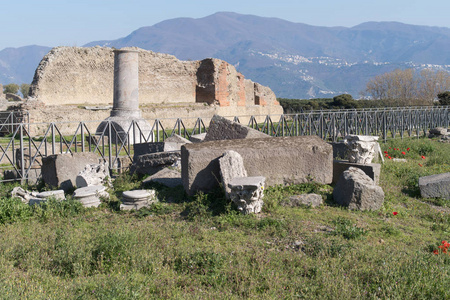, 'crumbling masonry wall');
29,46,280,110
